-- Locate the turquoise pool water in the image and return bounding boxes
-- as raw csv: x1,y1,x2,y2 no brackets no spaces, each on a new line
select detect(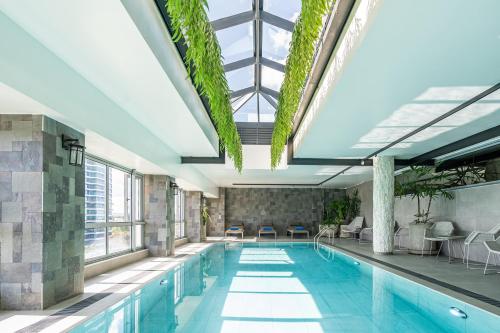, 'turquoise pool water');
71,243,499,333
